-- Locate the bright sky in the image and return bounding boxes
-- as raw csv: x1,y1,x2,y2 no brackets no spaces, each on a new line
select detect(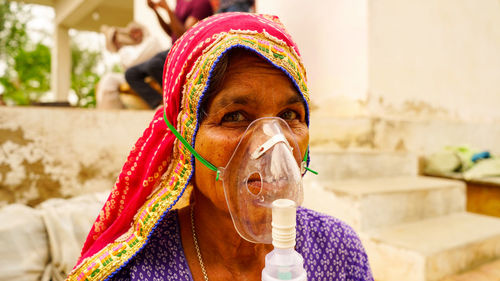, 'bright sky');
28,4,106,52
28,3,119,69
